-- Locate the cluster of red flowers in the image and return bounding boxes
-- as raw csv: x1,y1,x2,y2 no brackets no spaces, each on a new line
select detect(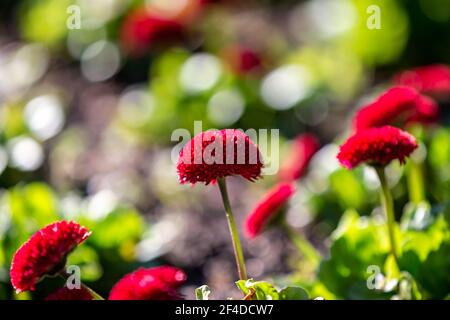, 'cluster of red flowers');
177,129,320,238
338,64,450,169
10,221,91,293
177,129,263,185
10,220,188,300
109,266,187,300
